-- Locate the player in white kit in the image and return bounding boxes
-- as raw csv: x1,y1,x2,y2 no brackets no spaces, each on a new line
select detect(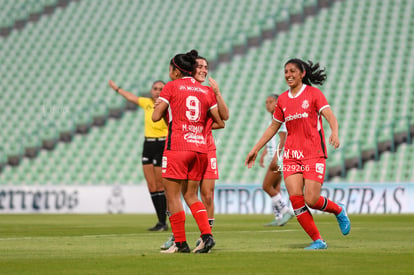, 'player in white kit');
259,94,293,226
